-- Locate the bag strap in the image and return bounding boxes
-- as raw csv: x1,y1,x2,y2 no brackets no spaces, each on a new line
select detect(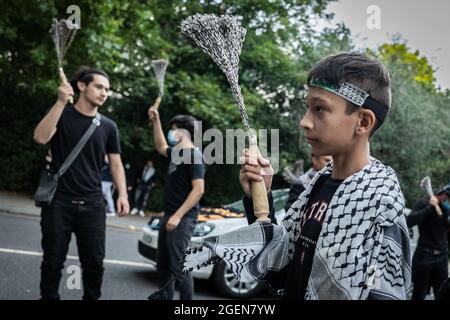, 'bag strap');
57,113,101,177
